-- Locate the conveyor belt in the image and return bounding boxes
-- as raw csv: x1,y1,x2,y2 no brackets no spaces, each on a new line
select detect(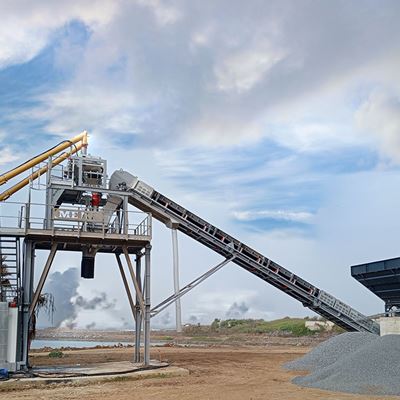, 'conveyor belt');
110,170,380,334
